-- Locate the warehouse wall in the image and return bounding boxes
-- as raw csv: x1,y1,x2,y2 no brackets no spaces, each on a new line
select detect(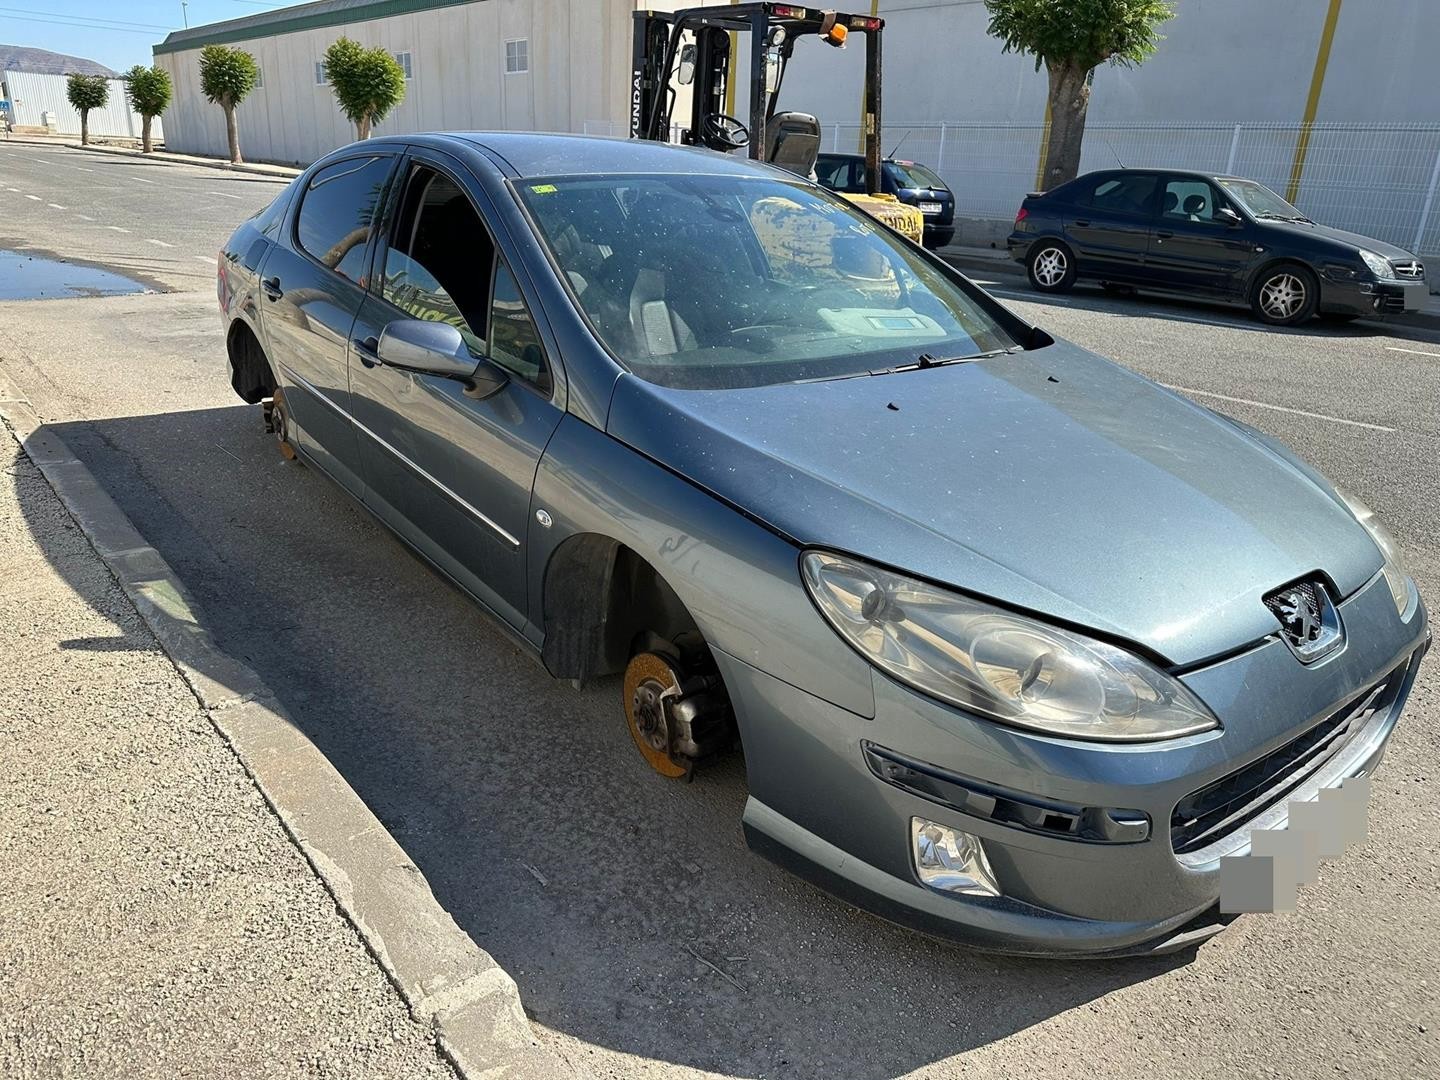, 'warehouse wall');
1,70,161,140
778,0,1440,129
156,0,640,163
